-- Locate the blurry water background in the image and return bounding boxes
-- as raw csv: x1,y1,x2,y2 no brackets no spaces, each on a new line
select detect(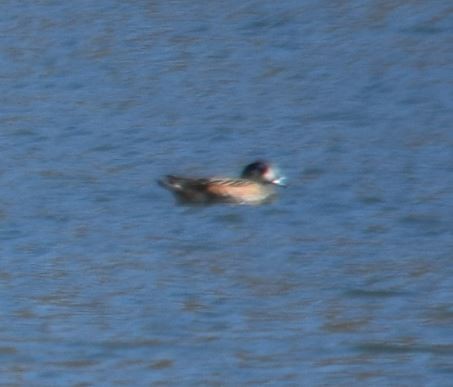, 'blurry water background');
0,0,452,385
